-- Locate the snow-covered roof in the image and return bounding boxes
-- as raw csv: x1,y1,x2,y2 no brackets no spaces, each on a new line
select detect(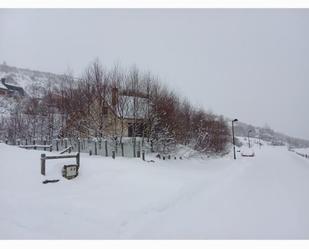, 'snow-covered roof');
0,83,8,90
4,81,21,88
